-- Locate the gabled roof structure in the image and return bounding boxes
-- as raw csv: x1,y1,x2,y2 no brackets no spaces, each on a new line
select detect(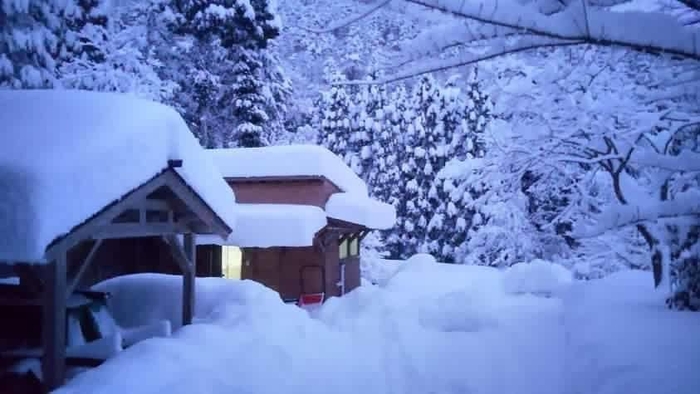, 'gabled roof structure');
0,89,236,263
0,90,237,390
205,145,396,248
